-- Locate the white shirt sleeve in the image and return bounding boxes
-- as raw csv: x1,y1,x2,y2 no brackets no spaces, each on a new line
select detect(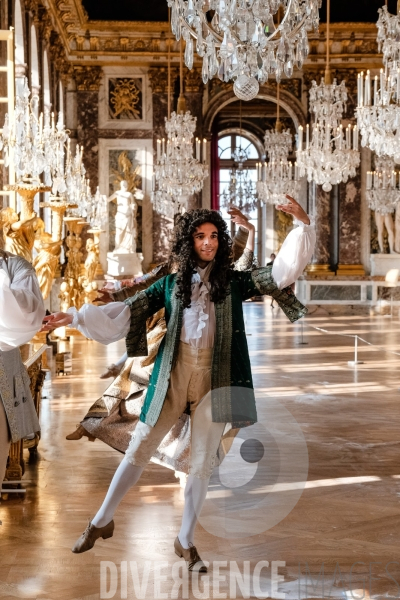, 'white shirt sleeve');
272,219,316,290
0,268,46,351
67,302,131,345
